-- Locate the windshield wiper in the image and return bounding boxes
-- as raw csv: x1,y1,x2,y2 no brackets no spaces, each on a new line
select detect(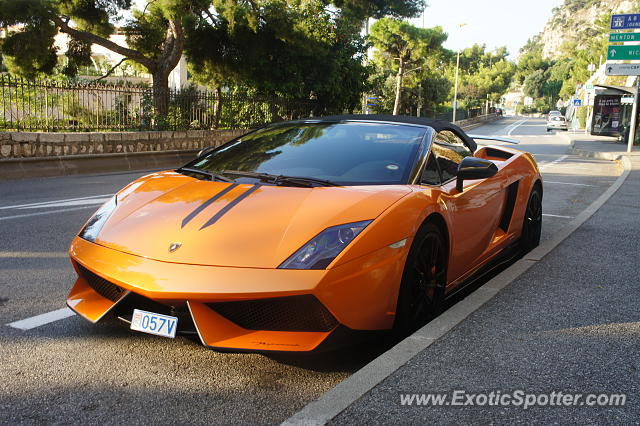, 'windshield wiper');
222,170,338,187
177,167,234,182
275,175,339,187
